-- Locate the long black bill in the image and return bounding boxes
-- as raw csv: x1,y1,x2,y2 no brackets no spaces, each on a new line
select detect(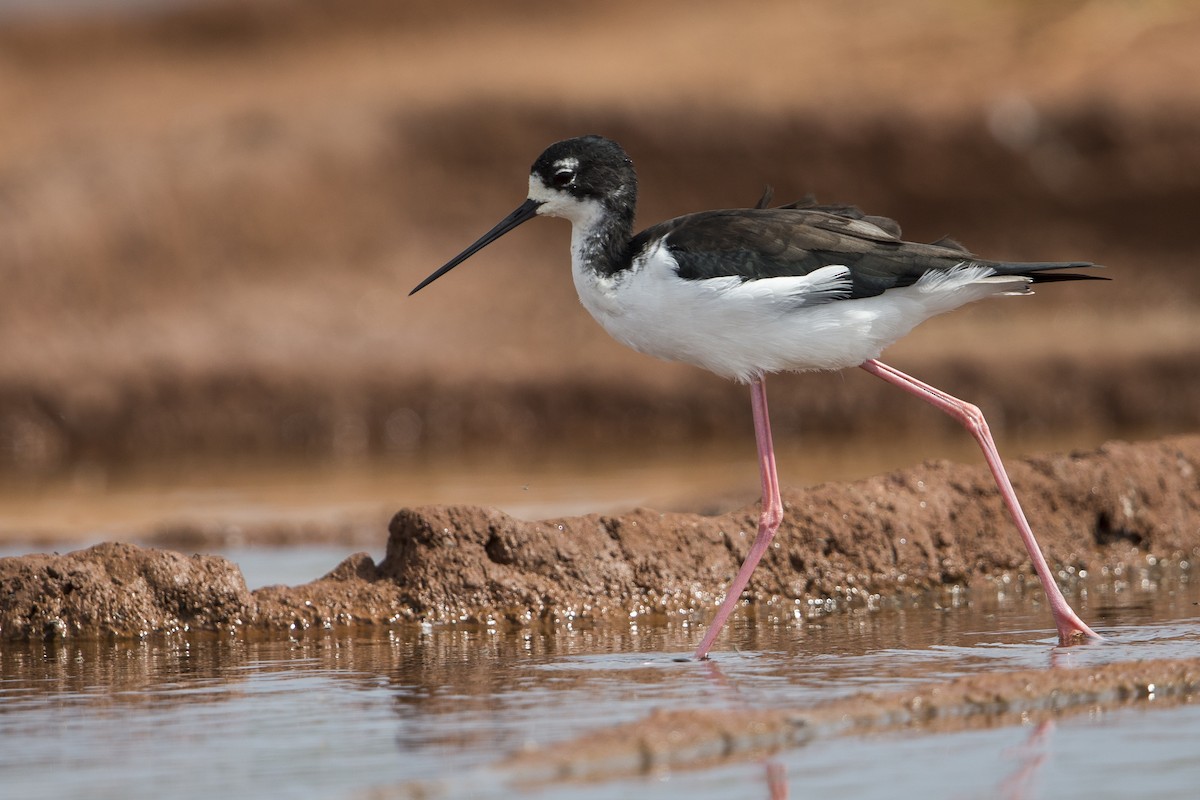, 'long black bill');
409,198,543,296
